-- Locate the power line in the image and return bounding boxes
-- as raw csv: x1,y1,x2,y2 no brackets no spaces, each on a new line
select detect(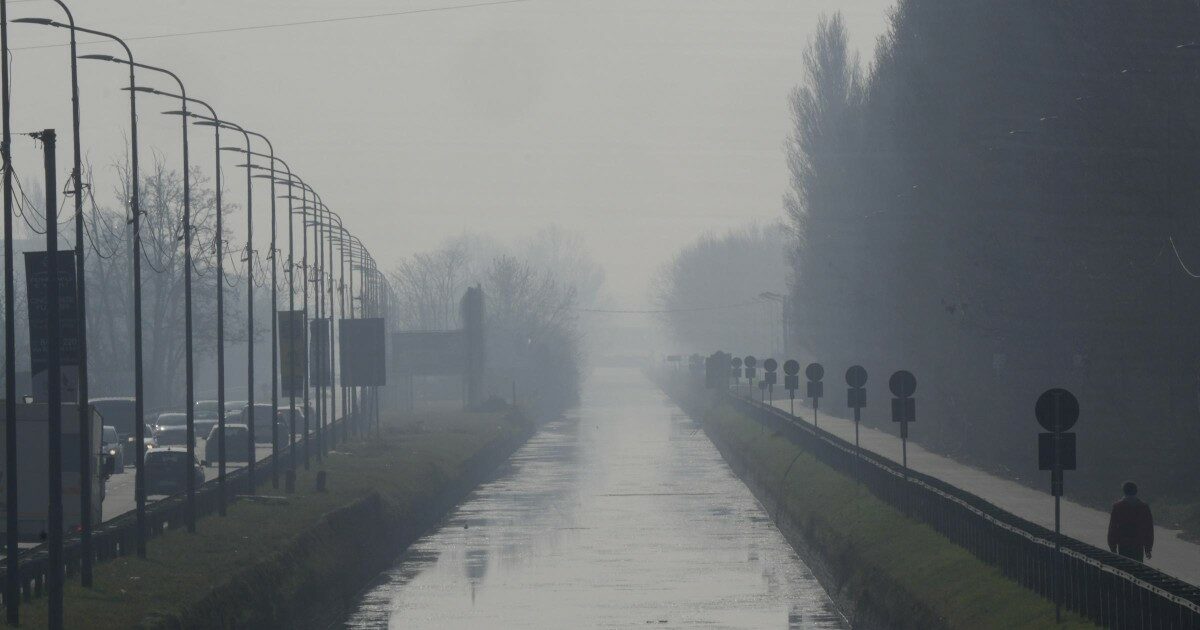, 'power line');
11,0,535,51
